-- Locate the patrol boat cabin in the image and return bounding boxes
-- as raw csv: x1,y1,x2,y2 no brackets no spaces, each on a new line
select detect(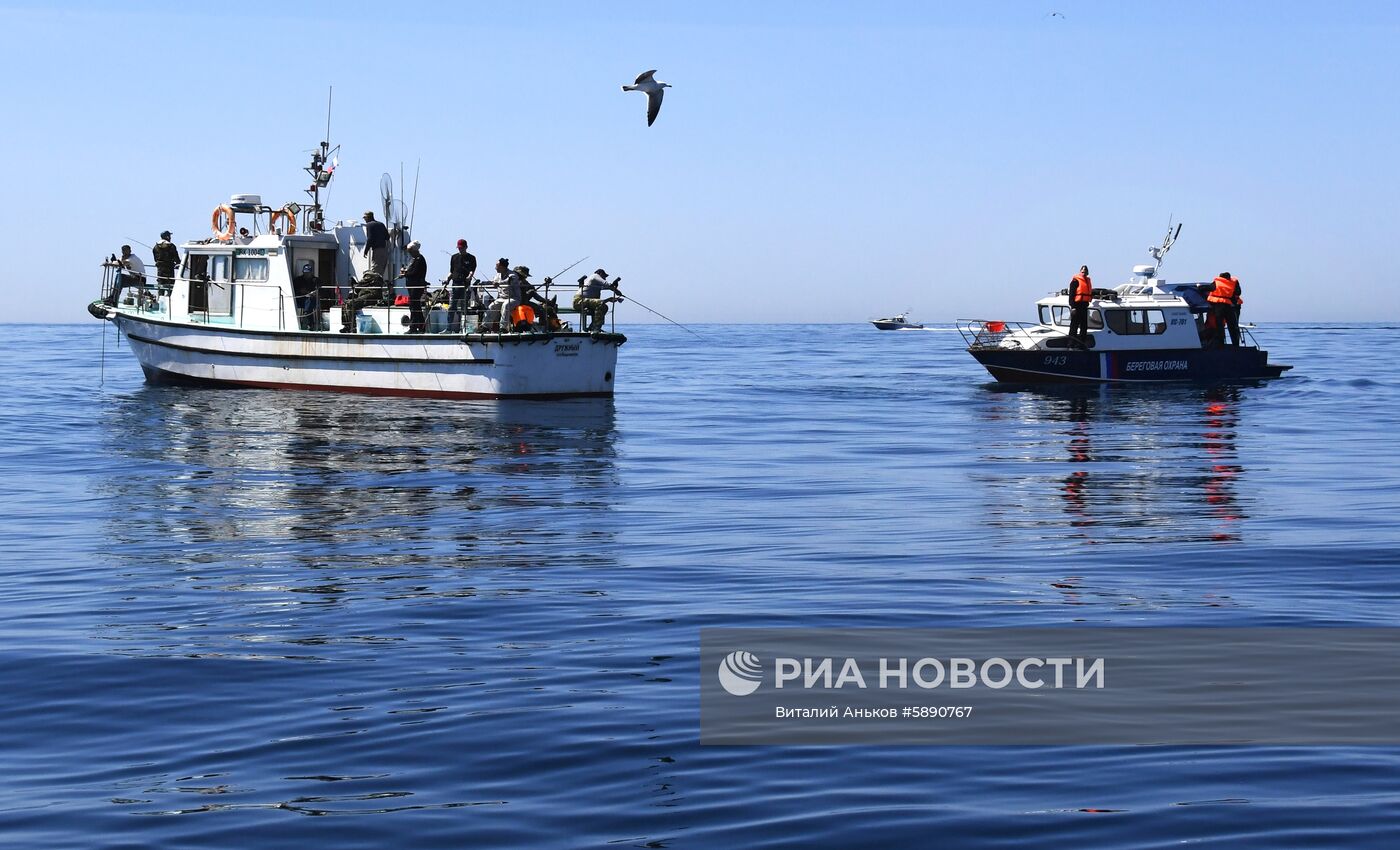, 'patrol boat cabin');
958,227,1291,384
89,141,626,399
